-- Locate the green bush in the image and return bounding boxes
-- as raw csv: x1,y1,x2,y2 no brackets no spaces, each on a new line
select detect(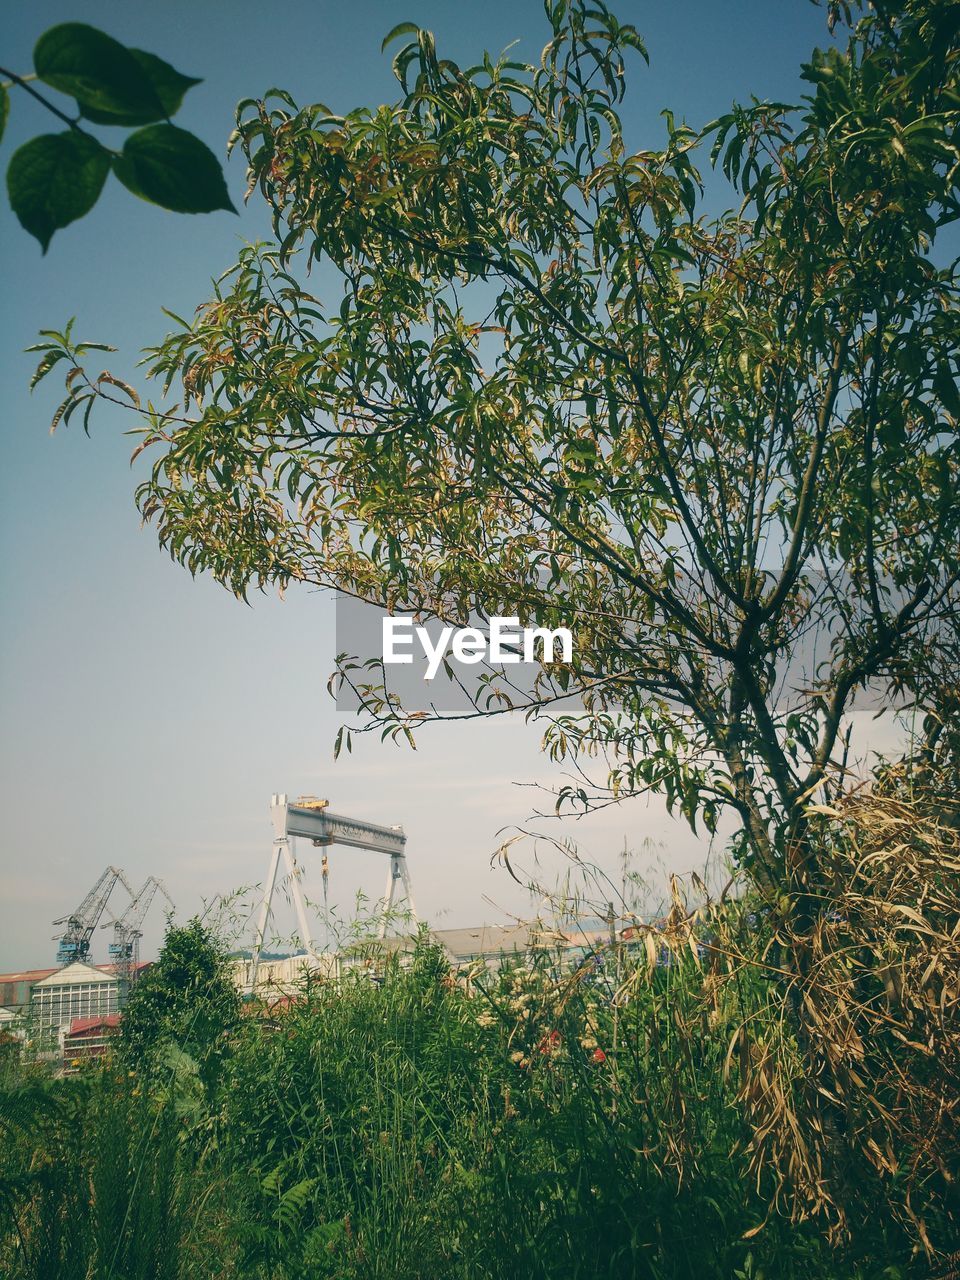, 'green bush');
0,927,945,1279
